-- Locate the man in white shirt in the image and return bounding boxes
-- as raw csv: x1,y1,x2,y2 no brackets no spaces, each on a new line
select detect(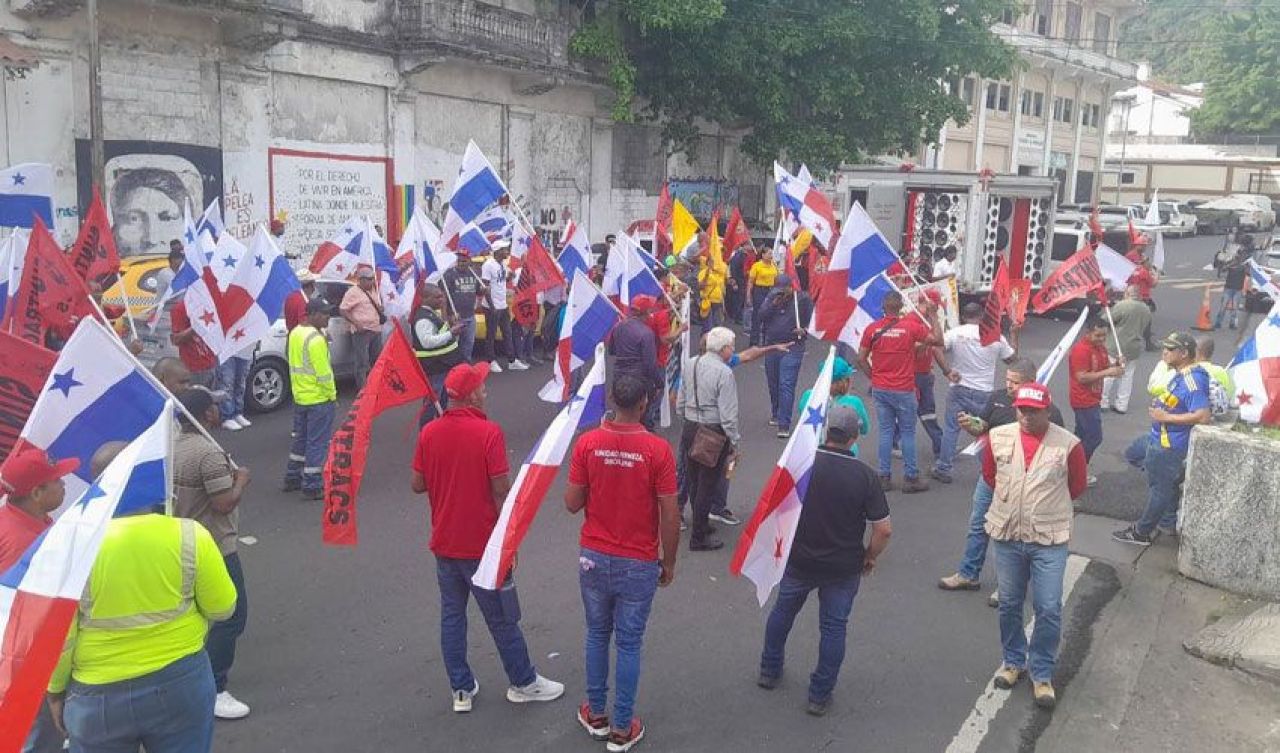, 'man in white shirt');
932,248,958,280
931,303,1016,483
480,241,526,372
